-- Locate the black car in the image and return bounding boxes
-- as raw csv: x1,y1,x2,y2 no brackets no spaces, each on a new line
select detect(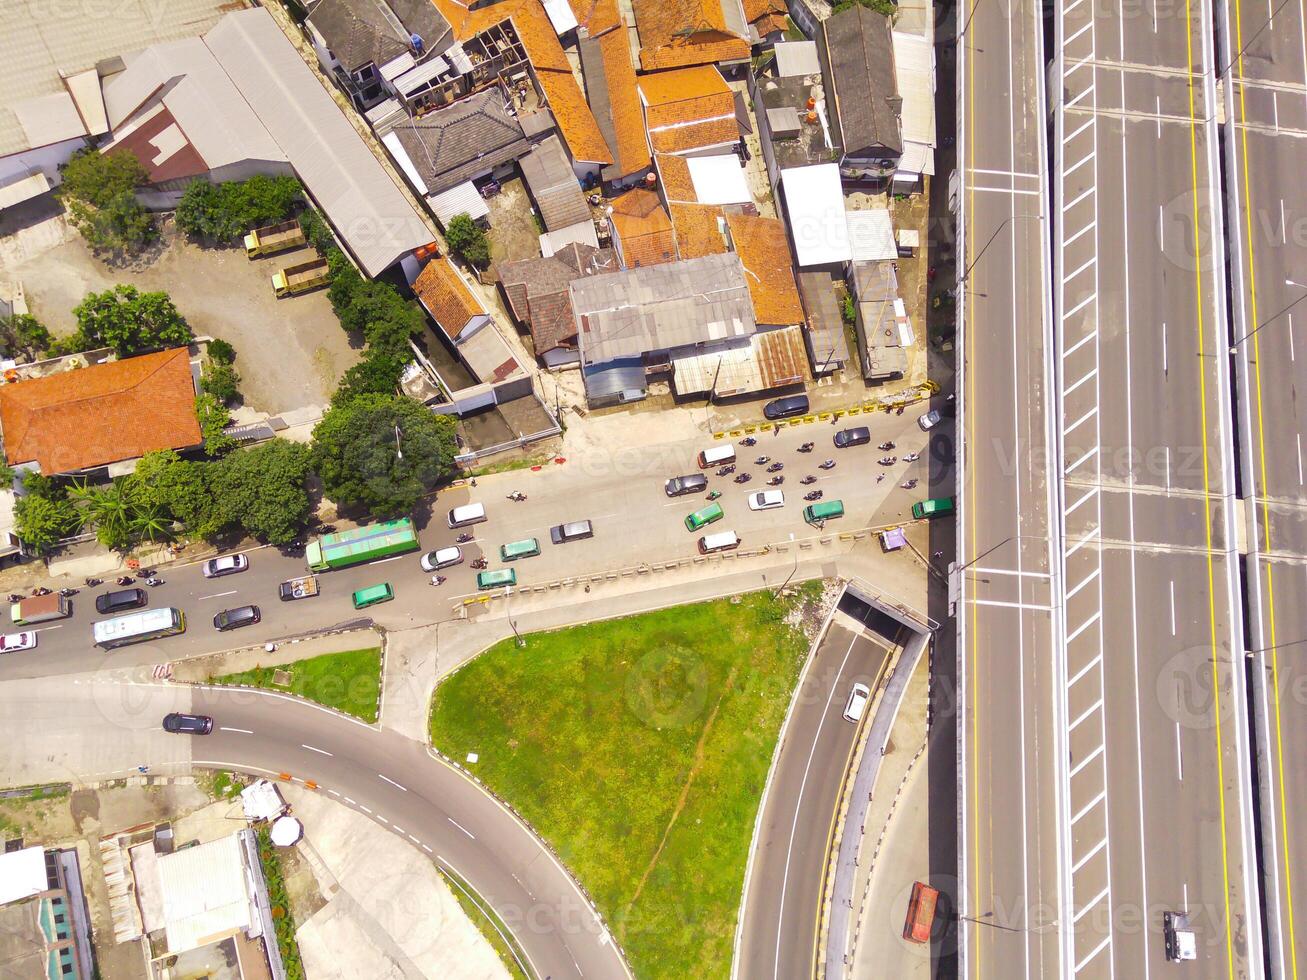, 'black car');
665,474,709,497
834,426,871,448
213,605,261,631
95,588,148,614
763,394,810,420
550,520,595,544
162,712,213,735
